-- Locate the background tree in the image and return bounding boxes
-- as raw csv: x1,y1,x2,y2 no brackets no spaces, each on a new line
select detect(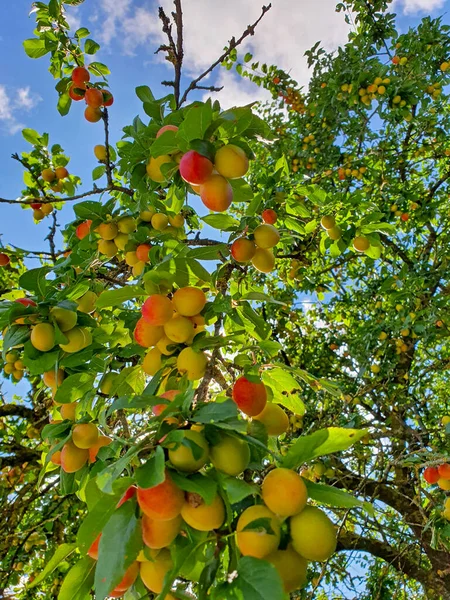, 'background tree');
0,1,450,599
